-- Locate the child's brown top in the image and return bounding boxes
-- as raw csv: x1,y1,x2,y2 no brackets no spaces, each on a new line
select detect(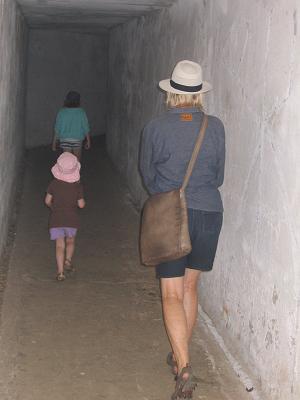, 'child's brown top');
47,179,84,229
